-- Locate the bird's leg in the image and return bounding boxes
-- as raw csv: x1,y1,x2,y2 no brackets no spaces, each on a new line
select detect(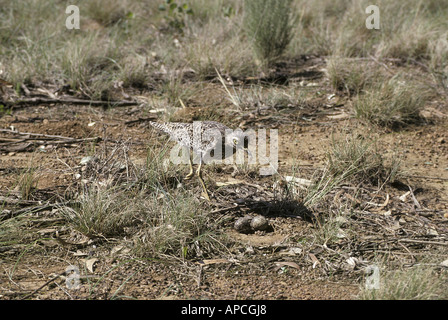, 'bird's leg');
184,153,194,180
196,161,211,201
